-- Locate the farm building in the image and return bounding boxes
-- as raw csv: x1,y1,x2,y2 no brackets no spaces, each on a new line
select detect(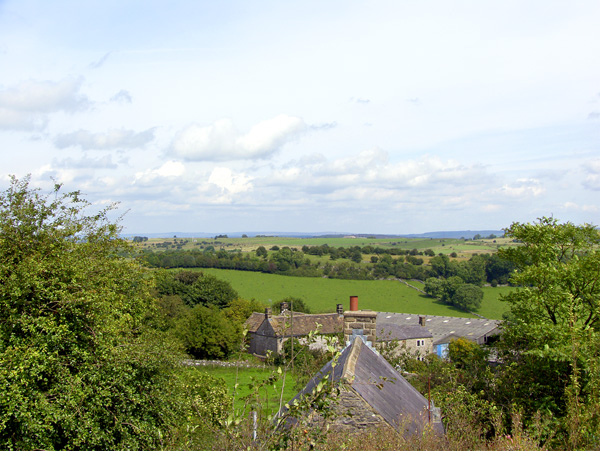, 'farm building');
377,312,501,358
279,334,444,435
244,305,344,356
245,297,501,359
